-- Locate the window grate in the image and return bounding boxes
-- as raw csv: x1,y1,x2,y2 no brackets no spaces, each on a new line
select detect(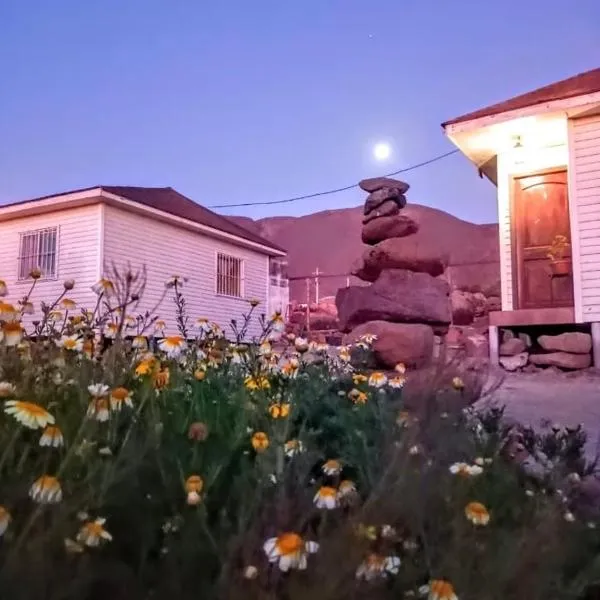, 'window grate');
216,253,243,298
18,227,58,280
